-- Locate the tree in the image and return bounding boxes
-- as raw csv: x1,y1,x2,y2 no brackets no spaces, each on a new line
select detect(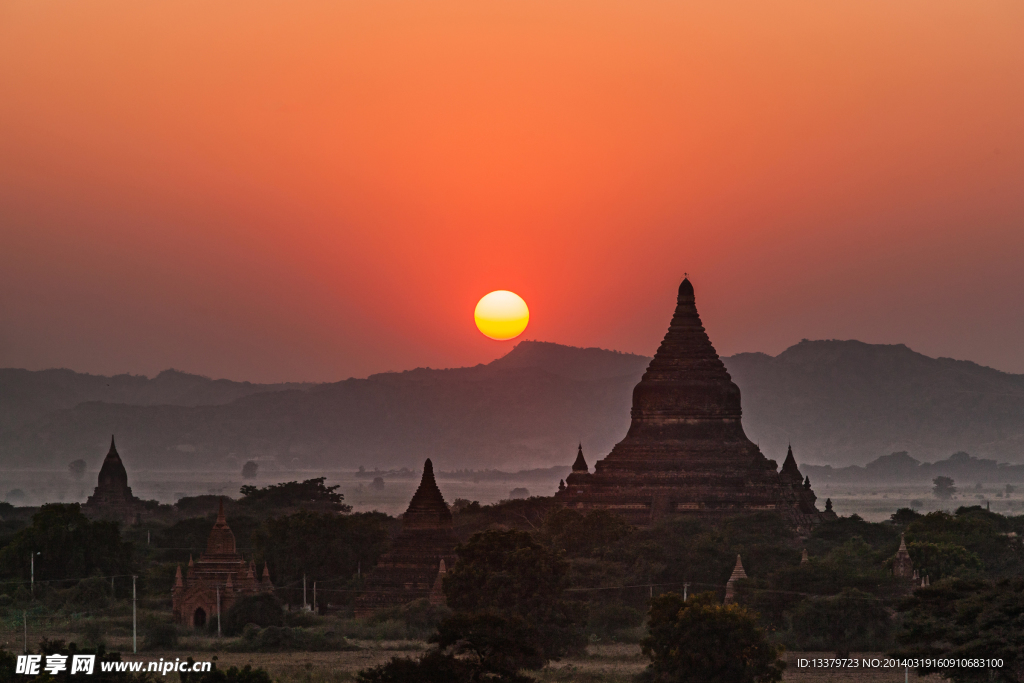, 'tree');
241,461,258,479
432,612,545,675
890,508,922,525
0,504,133,583
239,478,351,512
443,529,585,660
933,476,957,500
790,588,893,655
251,511,390,598
640,592,785,683
895,577,1024,682
221,593,285,636
67,460,87,480
905,541,983,580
